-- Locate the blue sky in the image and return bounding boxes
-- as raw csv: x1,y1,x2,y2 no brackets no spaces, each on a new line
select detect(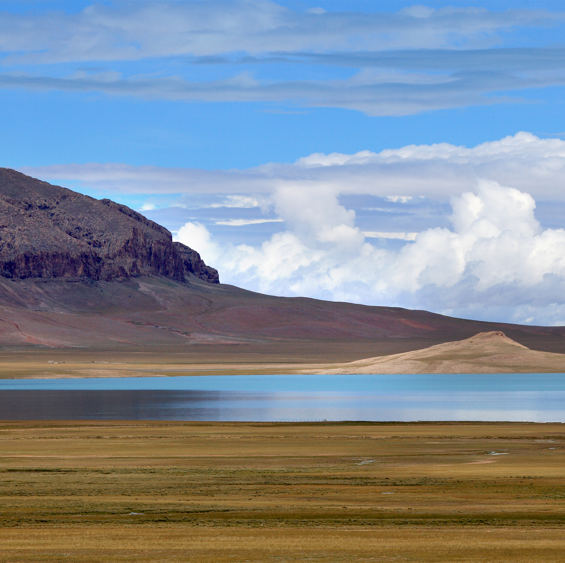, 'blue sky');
3,0,565,325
